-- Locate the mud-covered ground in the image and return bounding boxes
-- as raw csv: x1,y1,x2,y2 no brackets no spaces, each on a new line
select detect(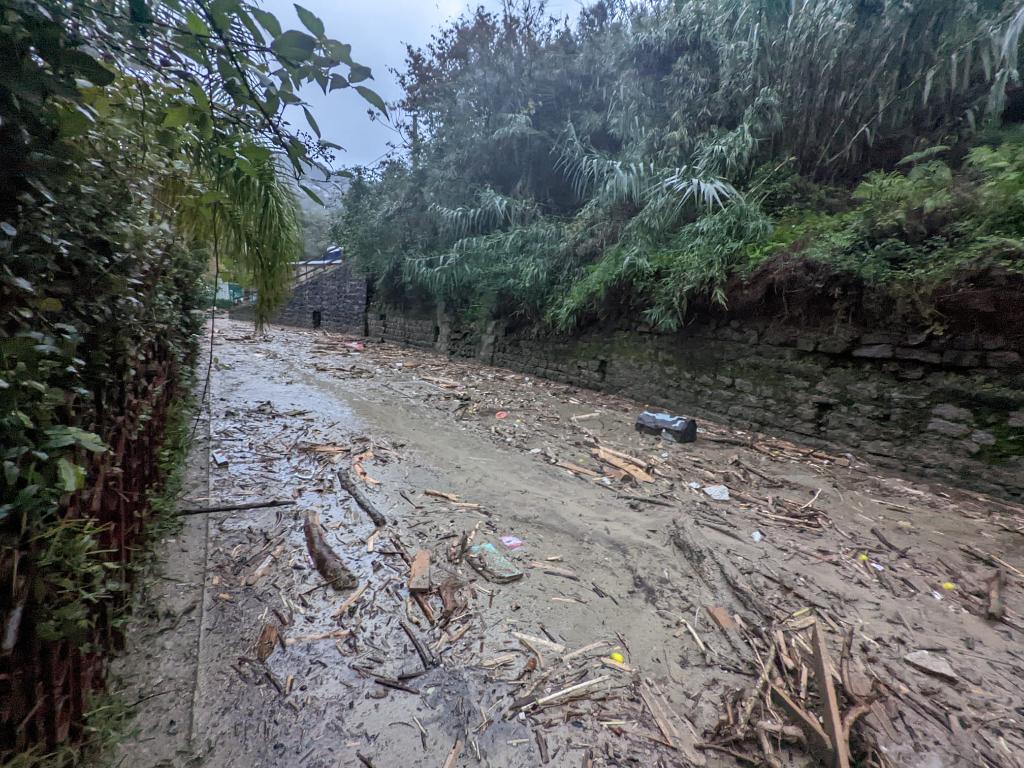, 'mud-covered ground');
106,319,1024,768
